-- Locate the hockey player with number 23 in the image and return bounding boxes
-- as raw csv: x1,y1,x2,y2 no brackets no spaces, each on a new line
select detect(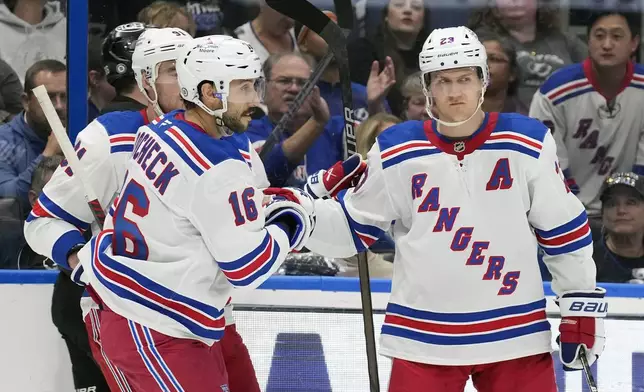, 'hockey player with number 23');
304,26,606,391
